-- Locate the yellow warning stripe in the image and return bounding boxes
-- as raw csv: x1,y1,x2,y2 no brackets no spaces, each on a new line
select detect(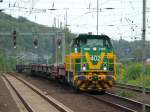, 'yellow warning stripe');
85,52,105,69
